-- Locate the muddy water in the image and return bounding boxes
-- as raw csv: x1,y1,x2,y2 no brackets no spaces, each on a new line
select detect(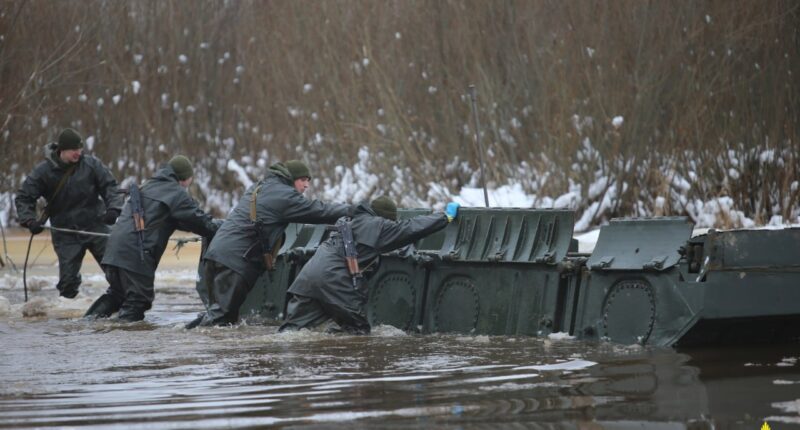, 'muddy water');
1,232,799,429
